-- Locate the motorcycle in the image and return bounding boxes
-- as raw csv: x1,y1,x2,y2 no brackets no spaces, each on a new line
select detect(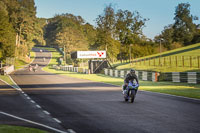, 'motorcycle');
123,81,139,103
